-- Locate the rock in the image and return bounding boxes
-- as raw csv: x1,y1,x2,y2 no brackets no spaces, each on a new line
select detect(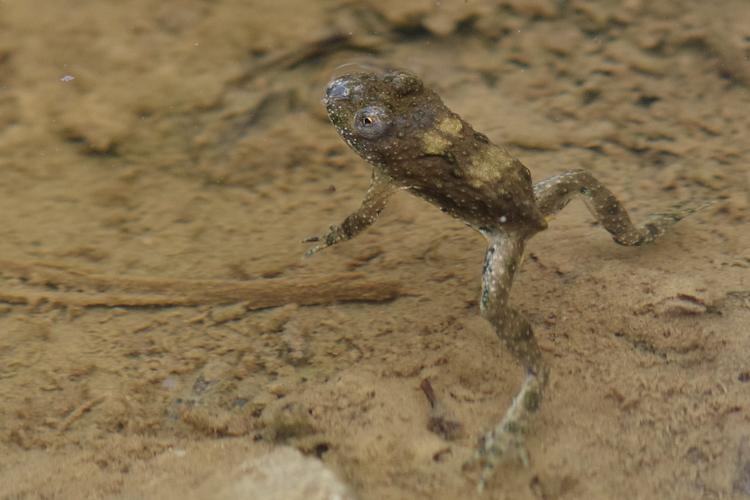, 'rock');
196,447,356,500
